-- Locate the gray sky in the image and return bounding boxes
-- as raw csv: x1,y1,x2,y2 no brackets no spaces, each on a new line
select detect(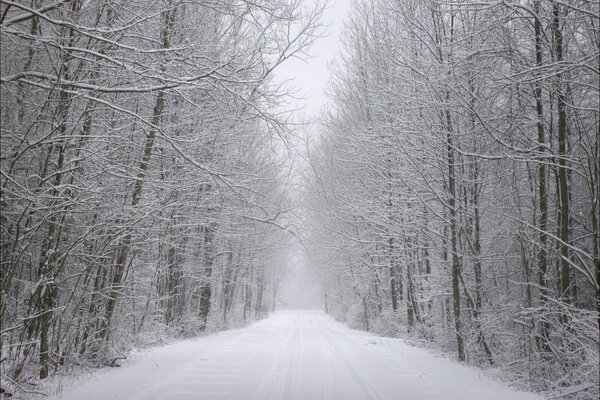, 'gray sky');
275,0,351,118
272,1,351,307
